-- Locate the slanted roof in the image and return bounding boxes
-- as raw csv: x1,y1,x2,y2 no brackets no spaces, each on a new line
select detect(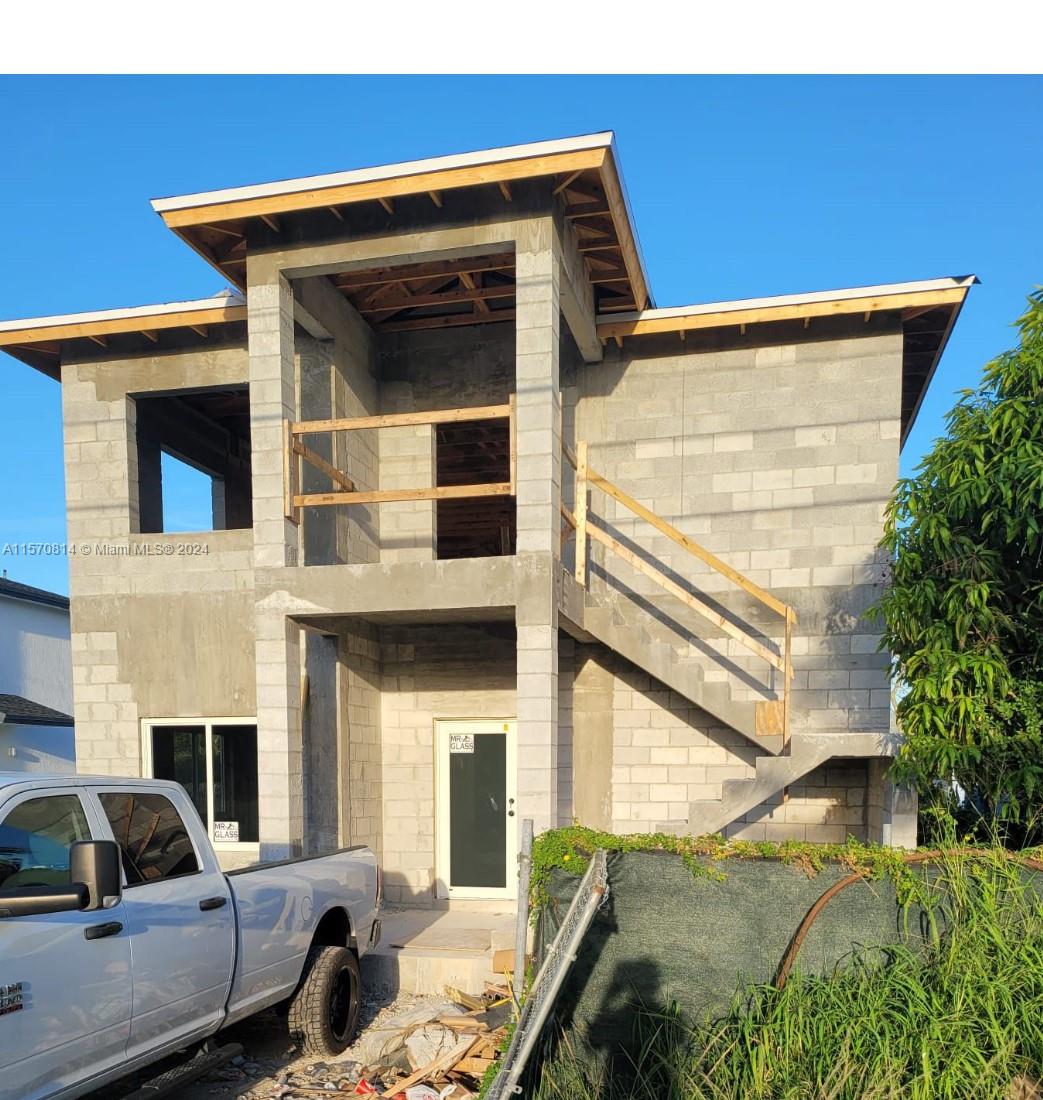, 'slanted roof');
150,132,651,321
0,694,74,727
0,292,246,378
0,577,70,611
595,275,977,445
